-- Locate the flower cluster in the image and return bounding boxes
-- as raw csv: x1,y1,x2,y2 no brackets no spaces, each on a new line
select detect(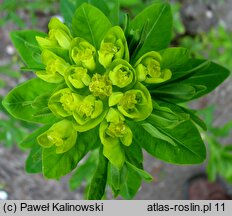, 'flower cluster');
36,18,172,168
